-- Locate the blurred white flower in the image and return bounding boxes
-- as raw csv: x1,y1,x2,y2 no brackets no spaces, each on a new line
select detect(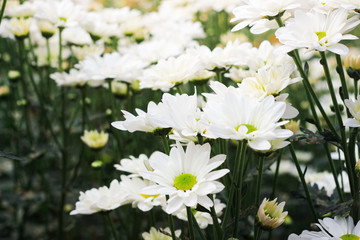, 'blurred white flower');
114,153,154,177
35,0,85,28
141,142,229,214
5,1,36,18
50,69,87,87
80,130,109,150
142,227,181,240
275,9,360,55
70,179,127,215
231,0,300,34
